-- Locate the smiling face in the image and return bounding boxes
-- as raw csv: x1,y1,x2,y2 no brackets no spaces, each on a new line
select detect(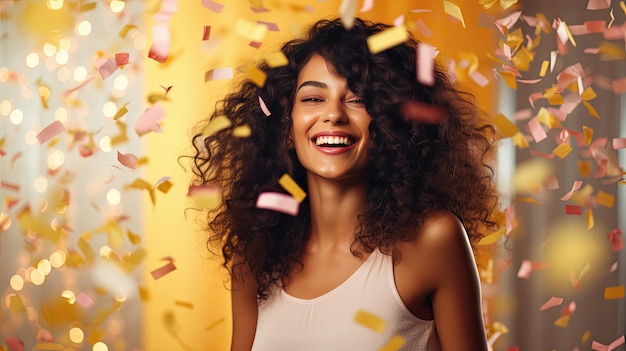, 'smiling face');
291,54,372,183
